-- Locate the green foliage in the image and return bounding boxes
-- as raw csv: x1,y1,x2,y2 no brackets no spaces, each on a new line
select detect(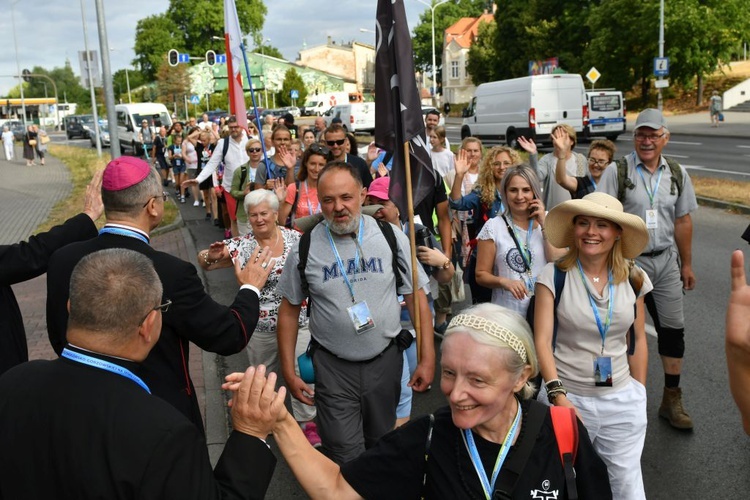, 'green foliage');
252,44,284,60
278,68,307,107
466,19,499,85
155,61,191,107
112,69,146,103
11,64,90,111
412,0,488,79
134,0,267,81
